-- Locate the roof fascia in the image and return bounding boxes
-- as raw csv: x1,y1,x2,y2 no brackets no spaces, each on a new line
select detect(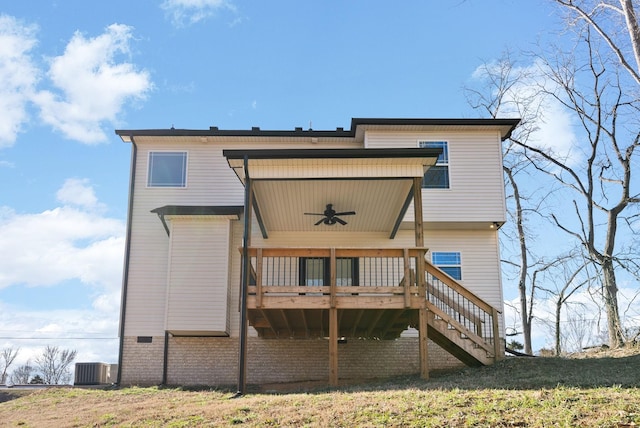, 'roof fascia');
116,117,521,143
151,205,244,216
351,117,521,141
222,147,442,160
